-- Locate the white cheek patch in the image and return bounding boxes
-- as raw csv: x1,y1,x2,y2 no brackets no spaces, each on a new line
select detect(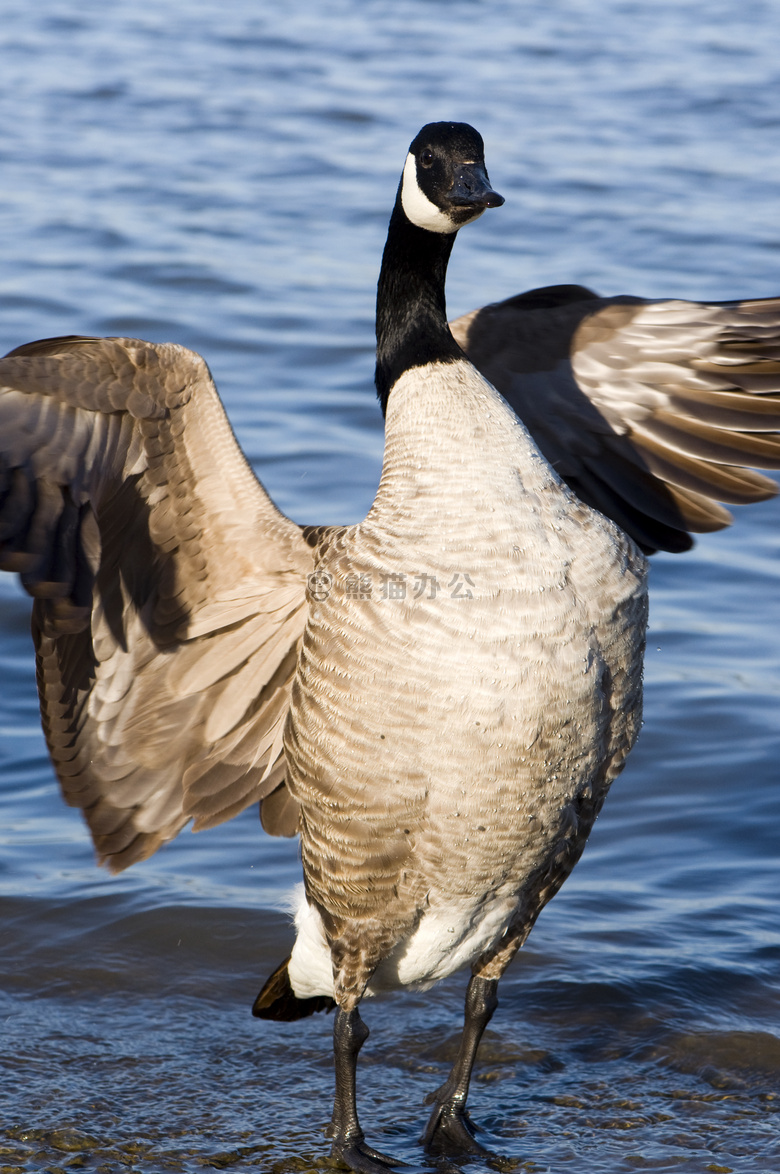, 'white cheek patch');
400,152,459,234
